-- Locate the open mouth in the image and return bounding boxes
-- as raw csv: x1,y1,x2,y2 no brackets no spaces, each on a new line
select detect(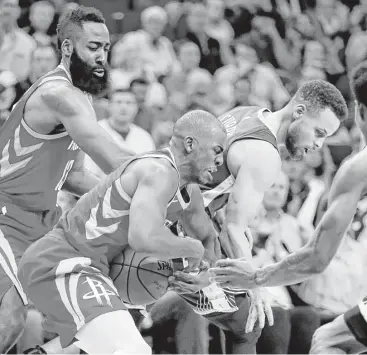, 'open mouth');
93,69,105,77
205,167,217,181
